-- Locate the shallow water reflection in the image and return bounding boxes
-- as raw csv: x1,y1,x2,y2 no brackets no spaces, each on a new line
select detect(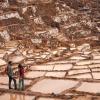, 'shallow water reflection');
11,94,34,100
10,94,17,100
0,93,34,100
